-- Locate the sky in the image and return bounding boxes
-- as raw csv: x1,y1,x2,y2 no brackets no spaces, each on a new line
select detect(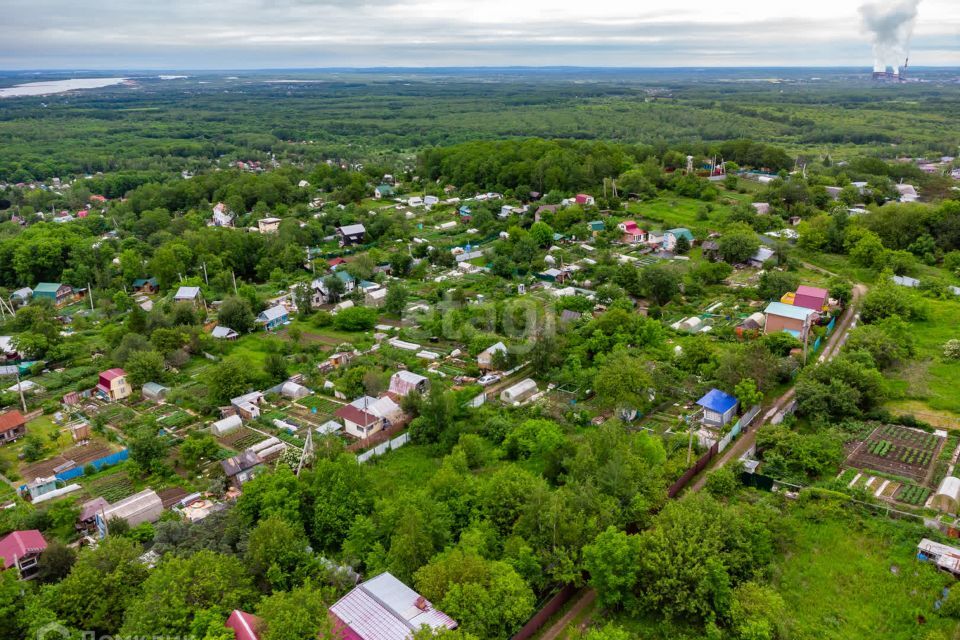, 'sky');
1,0,958,70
